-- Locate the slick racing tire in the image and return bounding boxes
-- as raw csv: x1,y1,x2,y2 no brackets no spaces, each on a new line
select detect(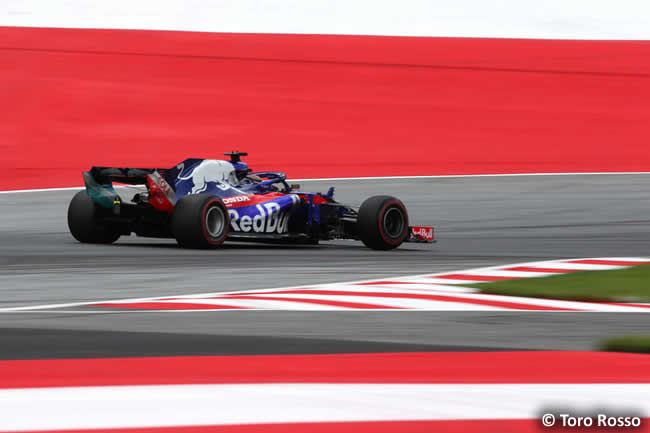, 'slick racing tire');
67,191,121,244
171,194,230,249
358,195,409,250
